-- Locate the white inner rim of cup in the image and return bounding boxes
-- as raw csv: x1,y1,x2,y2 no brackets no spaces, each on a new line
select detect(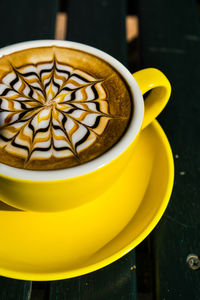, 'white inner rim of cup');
0,40,144,181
